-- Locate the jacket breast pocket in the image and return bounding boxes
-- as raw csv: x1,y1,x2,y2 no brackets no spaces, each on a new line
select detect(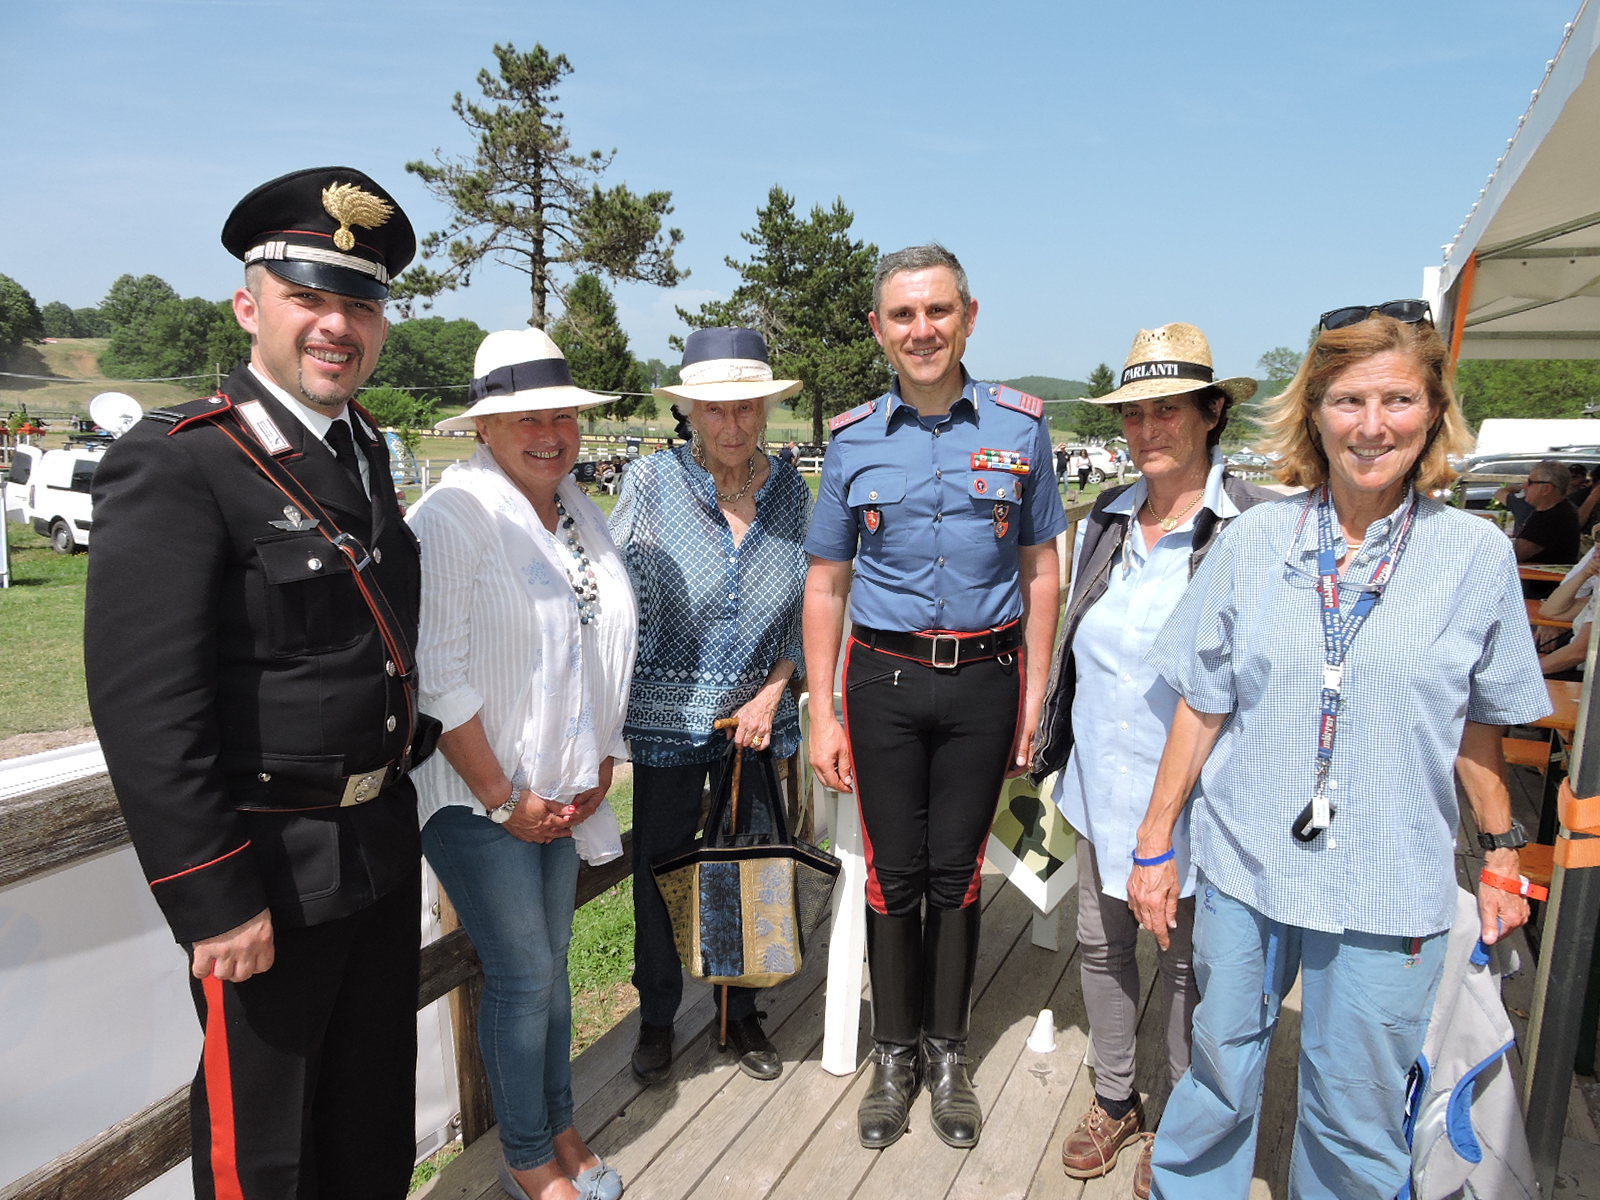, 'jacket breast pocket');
254,533,365,656
847,469,906,536
969,472,1024,541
